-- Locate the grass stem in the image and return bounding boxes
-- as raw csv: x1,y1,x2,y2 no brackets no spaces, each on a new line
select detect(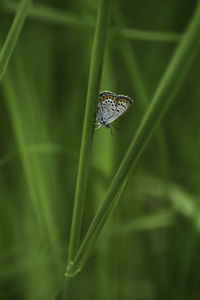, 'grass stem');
0,0,31,80
66,0,111,270
65,2,200,277
3,1,182,43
